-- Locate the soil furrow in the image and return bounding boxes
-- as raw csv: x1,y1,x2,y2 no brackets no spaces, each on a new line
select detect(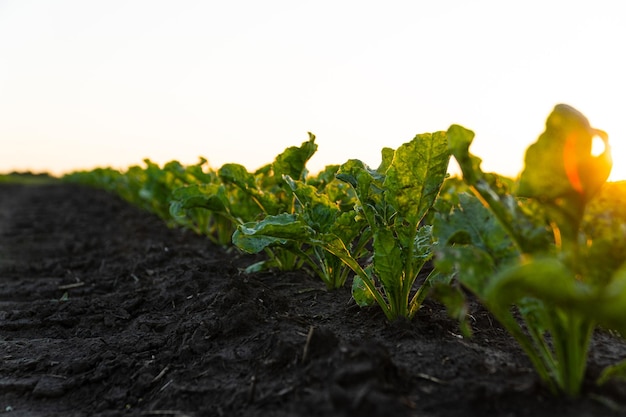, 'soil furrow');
1,183,626,416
